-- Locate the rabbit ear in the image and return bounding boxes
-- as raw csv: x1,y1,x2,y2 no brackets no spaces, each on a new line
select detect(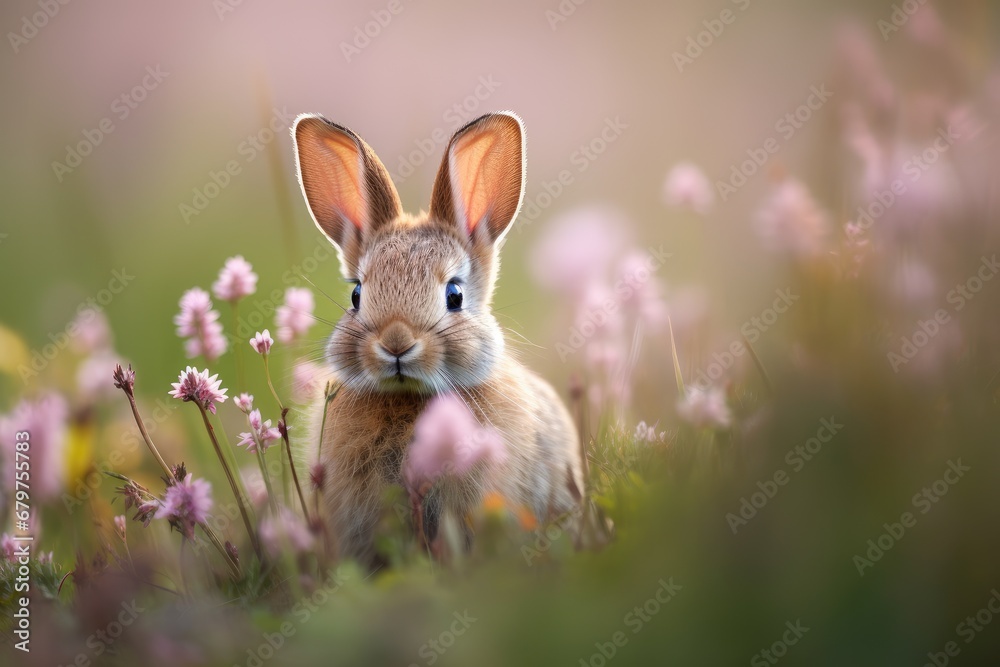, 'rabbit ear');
430,111,525,245
293,114,402,257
